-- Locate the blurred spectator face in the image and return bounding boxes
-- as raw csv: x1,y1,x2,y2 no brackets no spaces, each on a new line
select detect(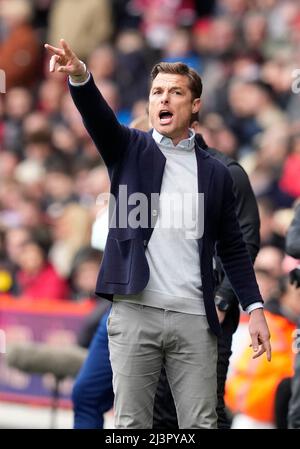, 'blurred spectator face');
242,83,270,113
0,180,23,211
88,45,116,81
192,19,214,54
18,241,45,274
261,60,294,94
229,81,274,117
257,126,289,169
0,0,33,29
14,159,46,201
85,166,110,200
72,260,99,295
243,13,267,48
228,82,256,117
266,0,299,40
51,124,78,155
164,29,192,58
131,100,149,121
212,127,238,157
282,1,300,33
219,0,248,16
5,227,31,264
142,0,196,48
116,30,144,54
51,204,91,244
231,55,260,79
17,198,43,228
38,79,64,115
73,167,92,200
195,113,238,157
255,268,278,302
255,246,284,278
45,171,74,201
24,141,51,162
0,151,19,179
254,246,284,301
254,0,277,9
23,112,50,136
5,88,32,120
211,18,237,55
274,208,295,239
95,80,119,112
